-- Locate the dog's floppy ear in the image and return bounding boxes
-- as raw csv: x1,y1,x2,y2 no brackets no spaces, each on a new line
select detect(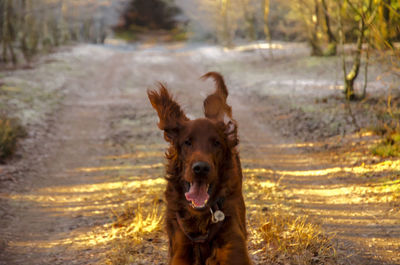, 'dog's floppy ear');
201,72,232,120
222,116,239,147
202,72,238,147
147,84,188,143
